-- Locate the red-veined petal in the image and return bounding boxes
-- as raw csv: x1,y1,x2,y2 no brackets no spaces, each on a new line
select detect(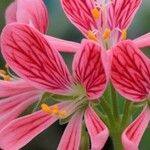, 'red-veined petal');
73,39,109,100
111,40,150,101
57,112,83,150
85,107,109,150
0,91,41,129
5,0,48,33
108,0,142,29
0,79,36,98
61,0,97,36
0,102,67,150
134,33,150,48
122,106,150,150
1,23,72,95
